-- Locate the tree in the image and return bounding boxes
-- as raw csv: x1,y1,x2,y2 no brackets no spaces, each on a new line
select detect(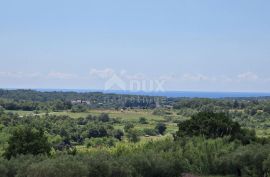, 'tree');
124,123,134,132
98,113,110,122
88,126,108,138
155,123,167,135
143,128,158,136
127,129,140,143
4,127,51,159
71,105,87,113
0,106,4,114
233,100,239,109
113,129,124,141
176,112,256,144
139,117,148,124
